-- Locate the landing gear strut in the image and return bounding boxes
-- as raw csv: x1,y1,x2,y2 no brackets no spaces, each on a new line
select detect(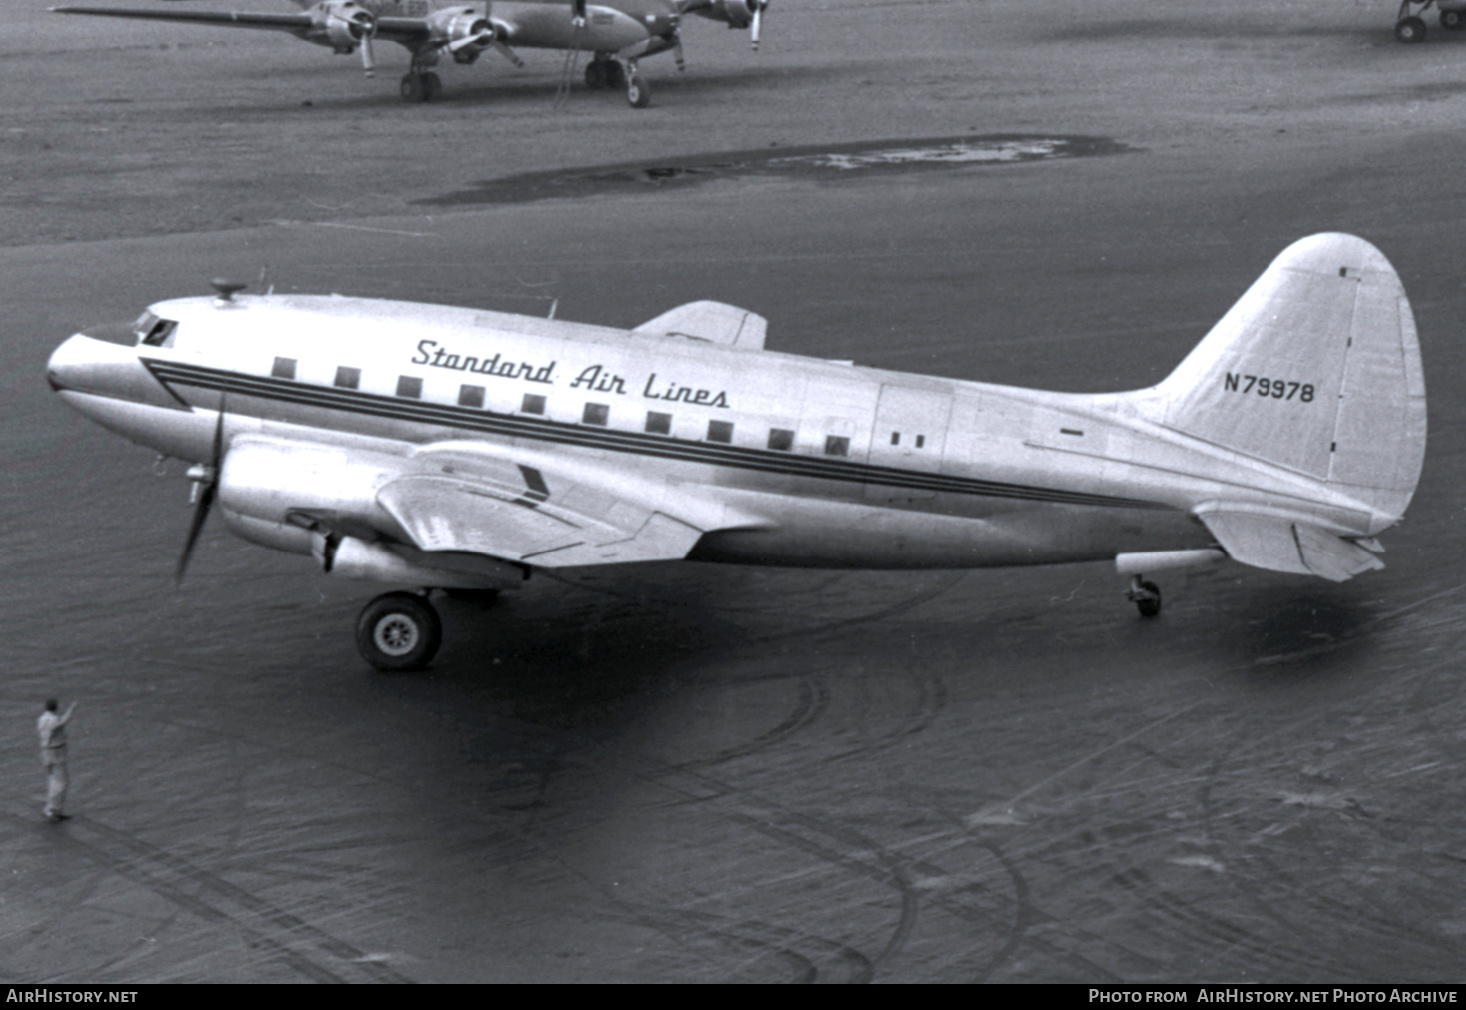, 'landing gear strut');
583,54,649,107
357,591,442,671
1127,576,1162,618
